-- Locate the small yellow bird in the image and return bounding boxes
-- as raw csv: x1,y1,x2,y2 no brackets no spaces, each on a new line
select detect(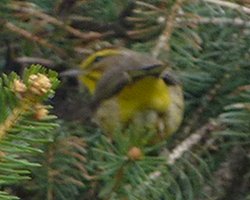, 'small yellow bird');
79,49,184,143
